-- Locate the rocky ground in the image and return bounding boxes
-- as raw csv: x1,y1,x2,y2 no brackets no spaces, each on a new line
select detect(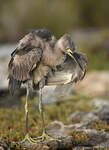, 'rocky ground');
0,98,109,150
